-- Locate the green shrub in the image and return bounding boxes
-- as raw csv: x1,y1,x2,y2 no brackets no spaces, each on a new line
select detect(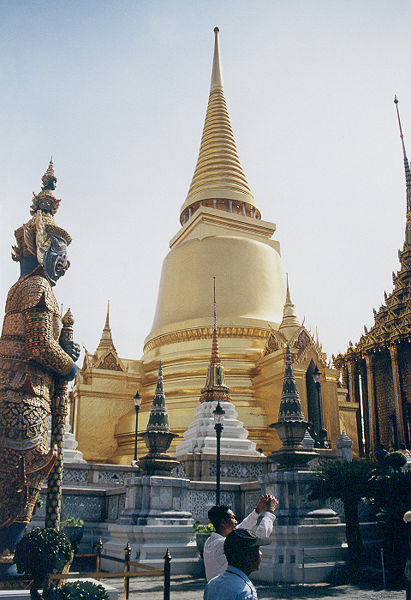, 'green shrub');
384,451,407,471
58,581,109,600
15,527,73,580
61,517,84,527
192,521,215,534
